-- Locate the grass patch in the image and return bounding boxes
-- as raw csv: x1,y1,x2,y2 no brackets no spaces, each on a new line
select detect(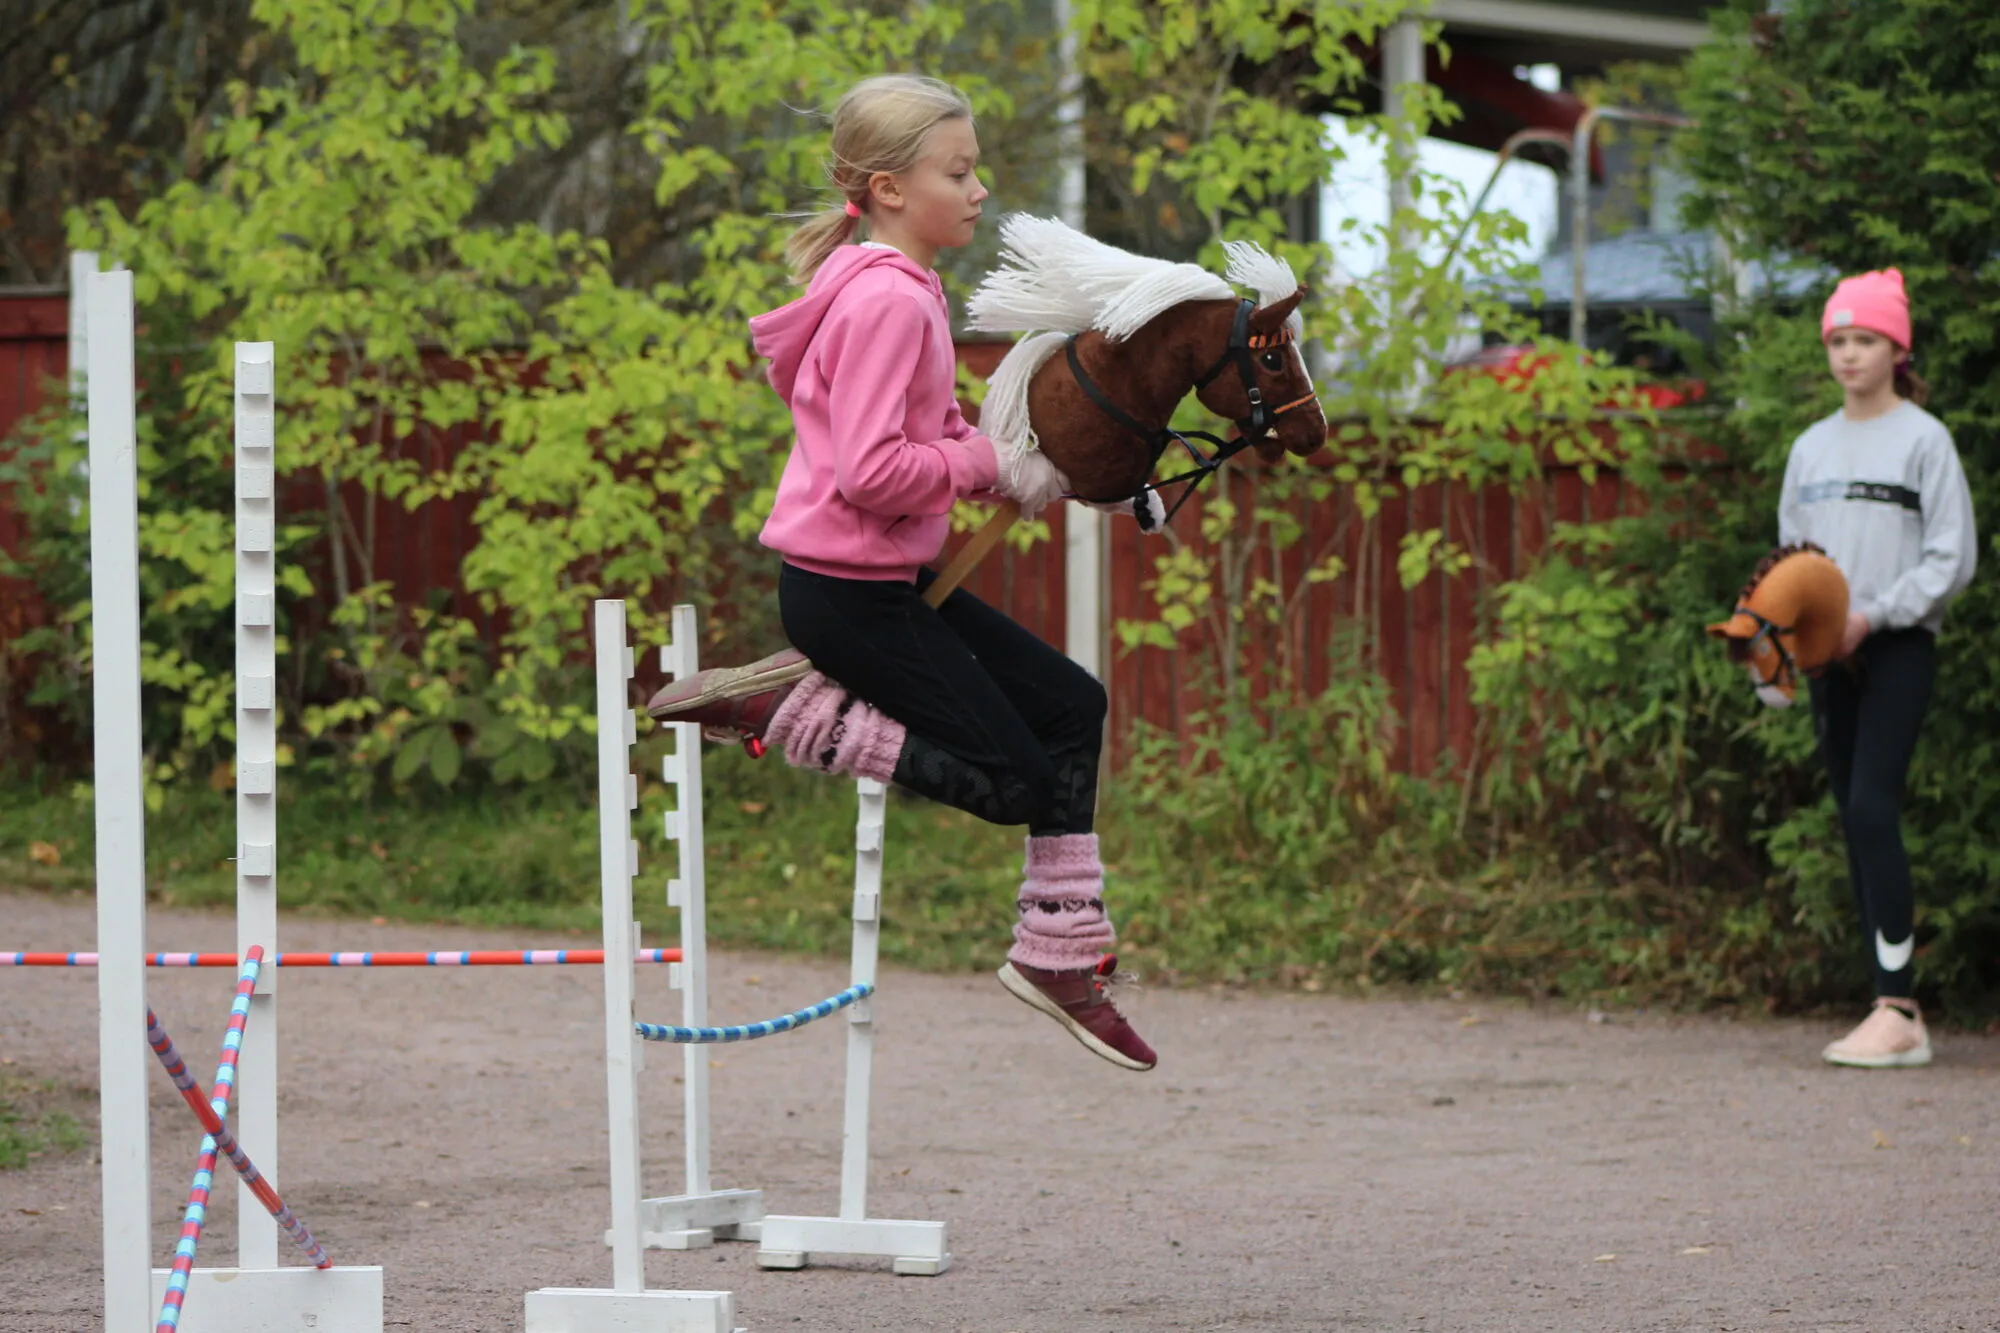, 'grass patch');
0,1071,91,1171
0,731,1903,1012
0,757,1774,1001
0,746,1025,972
